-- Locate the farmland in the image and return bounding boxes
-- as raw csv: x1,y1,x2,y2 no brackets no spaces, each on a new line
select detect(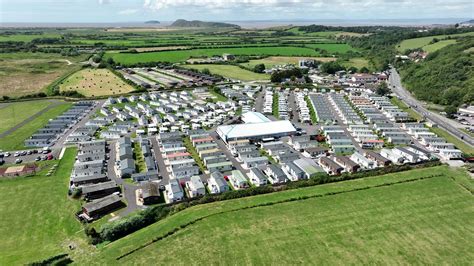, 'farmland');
396,31,474,52
240,56,336,69
71,165,473,264
341,57,371,70
306,43,358,53
0,102,72,151
183,64,270,81
105,46,322,65
0,148,84,265
59,68,135,97
0,53,87,97
0,100,53,134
